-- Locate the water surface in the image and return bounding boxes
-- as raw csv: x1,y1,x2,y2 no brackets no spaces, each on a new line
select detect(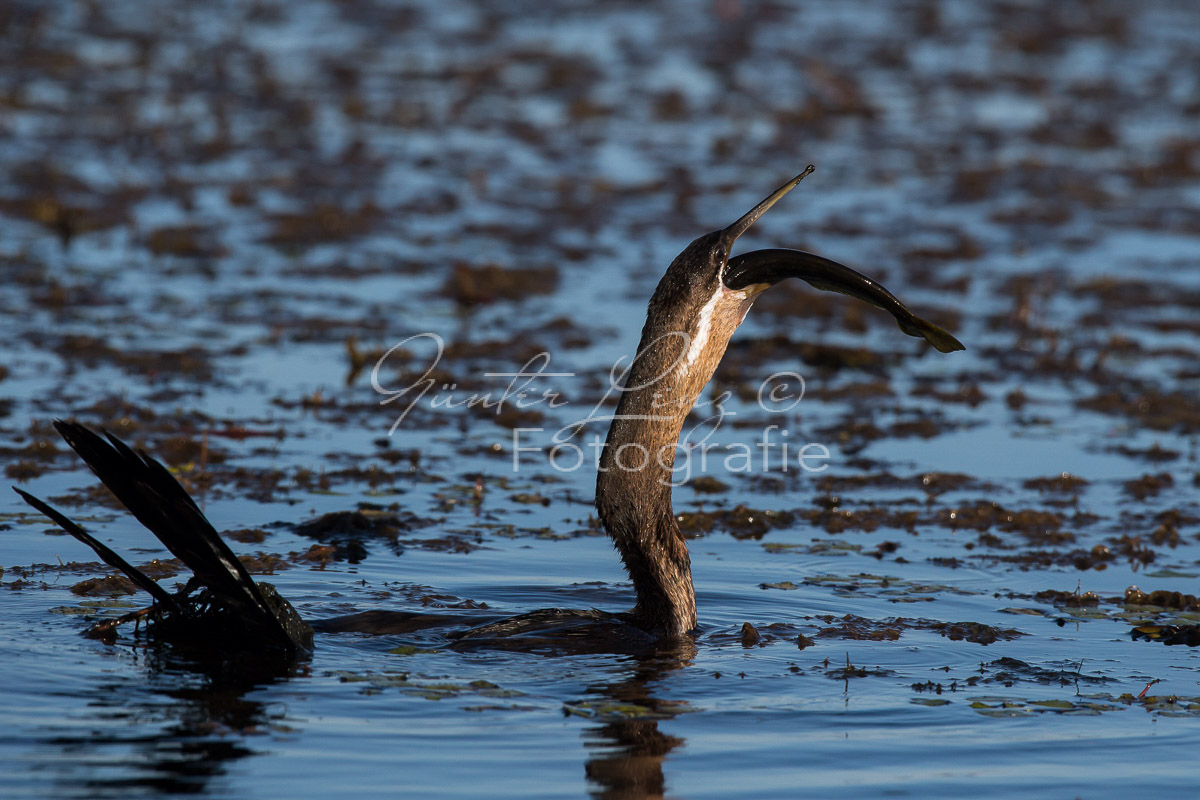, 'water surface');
3,1,1200,797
